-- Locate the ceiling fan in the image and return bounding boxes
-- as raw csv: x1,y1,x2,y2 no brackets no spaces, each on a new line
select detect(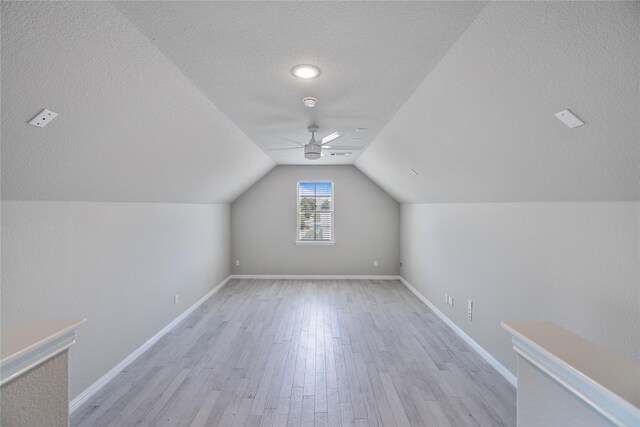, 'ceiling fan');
269,126,364,160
